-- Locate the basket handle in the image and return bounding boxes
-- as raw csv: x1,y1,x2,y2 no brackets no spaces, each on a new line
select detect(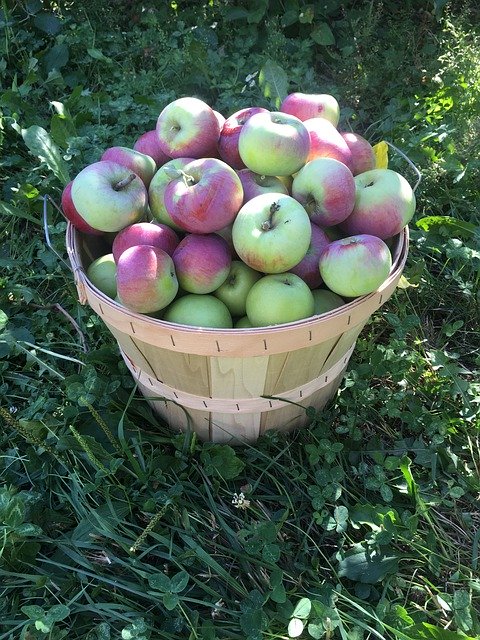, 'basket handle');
386,141,422,192
43,193,73,272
